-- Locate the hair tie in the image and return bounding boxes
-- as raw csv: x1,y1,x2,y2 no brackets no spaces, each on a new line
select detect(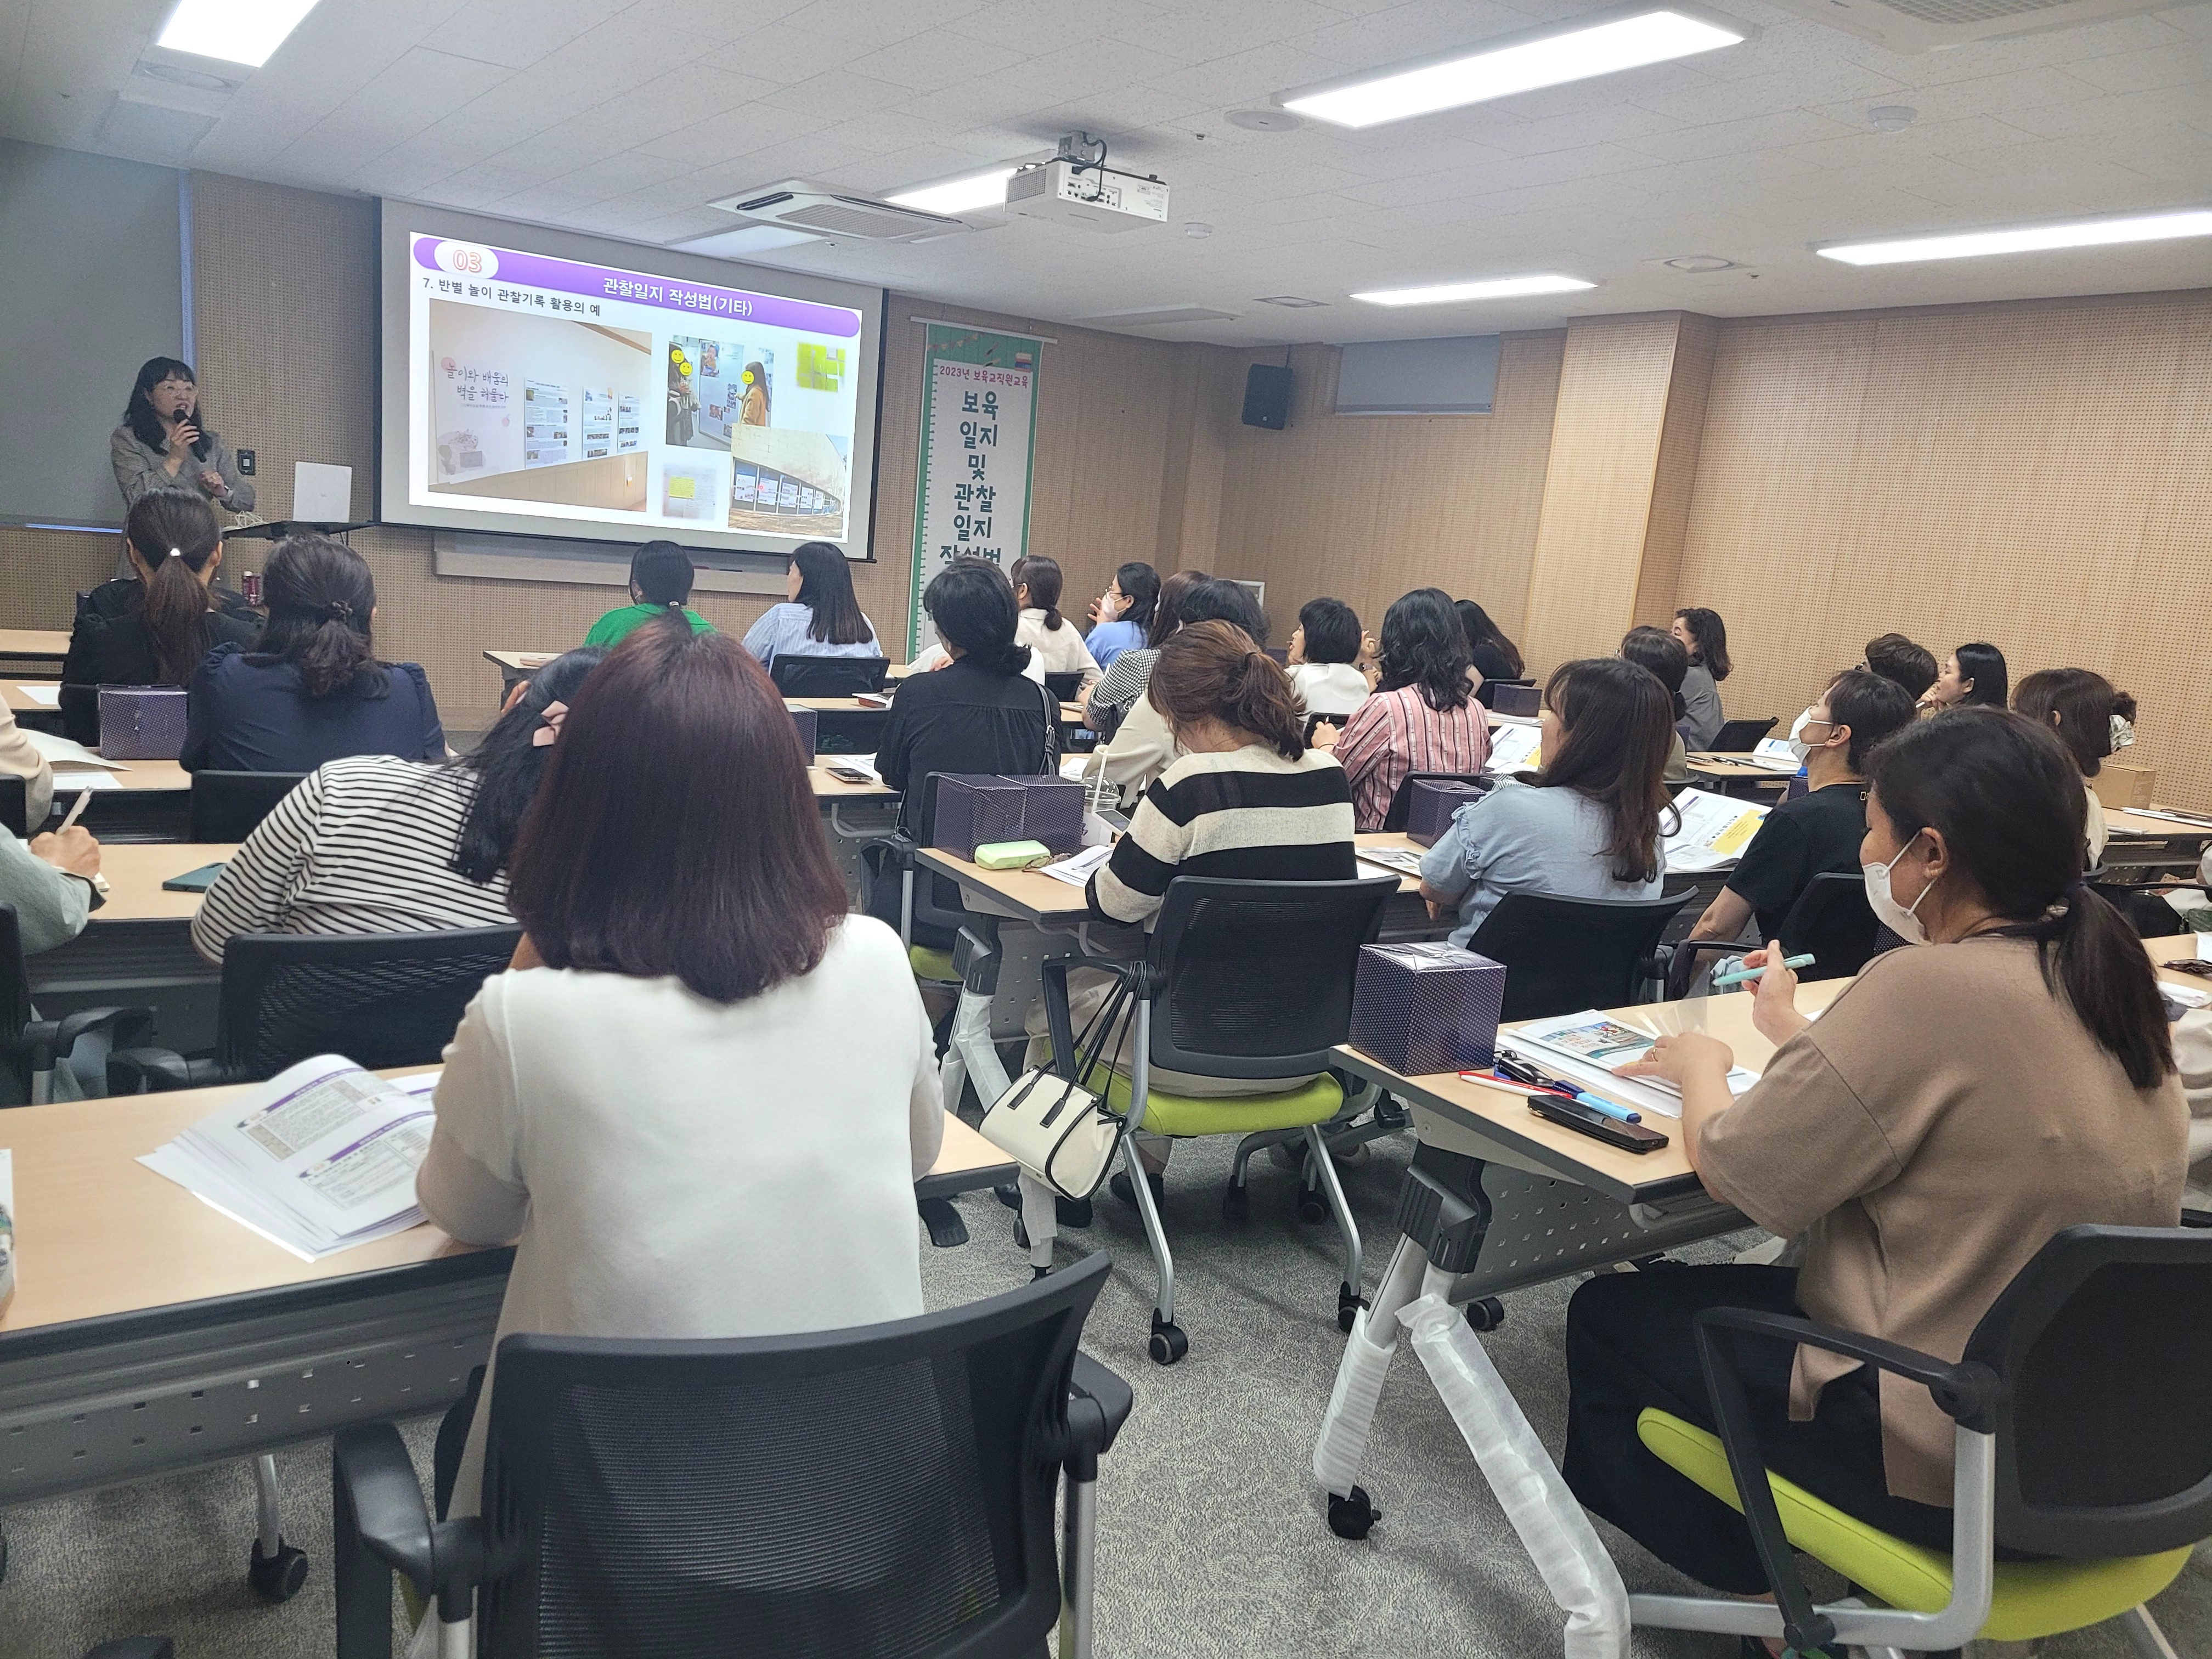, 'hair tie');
167,547,183,559
532,701,568,748
322,601,353,622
